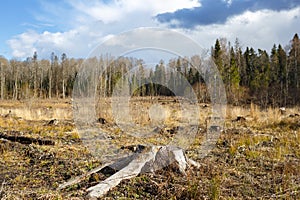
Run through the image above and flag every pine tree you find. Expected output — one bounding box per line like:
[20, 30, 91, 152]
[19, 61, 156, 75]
[229, 47, 240, 103]
[213, 39, 223, 72]
[277, 45, 287, 106]
[288, 33, 300, 104]
[258, 49, 270, 106]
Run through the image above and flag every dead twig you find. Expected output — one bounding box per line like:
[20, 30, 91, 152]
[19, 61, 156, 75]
[0, 180, 6, 198]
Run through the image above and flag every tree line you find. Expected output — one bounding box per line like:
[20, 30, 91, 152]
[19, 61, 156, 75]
[0, 33, 299, 106]
[213, 33, 300, 106]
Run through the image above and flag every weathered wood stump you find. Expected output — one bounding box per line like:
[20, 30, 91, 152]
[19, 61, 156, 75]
[58, 145, 199, 199]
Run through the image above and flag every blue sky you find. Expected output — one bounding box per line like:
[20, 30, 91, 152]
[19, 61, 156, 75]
[1, 0, 300, 59]
[0, 1, 35, 57]
[0, 0, 62, 57]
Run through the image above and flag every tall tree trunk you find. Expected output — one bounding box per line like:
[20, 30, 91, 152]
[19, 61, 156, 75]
[49, 66, 52, 99]
[14, 65, 18, 100]
[62, 79, 65, 99]
[0, 62, 4, 100]
[40, 67, 43, 98]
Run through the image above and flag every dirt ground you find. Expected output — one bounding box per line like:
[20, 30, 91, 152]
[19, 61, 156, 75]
[0, 97, 299, 199]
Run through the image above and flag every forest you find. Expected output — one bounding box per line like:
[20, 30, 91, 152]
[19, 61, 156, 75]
[0, 33, 299, 107]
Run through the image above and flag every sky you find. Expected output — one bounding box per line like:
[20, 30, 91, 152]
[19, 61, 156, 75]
[1, 0, 300, 60]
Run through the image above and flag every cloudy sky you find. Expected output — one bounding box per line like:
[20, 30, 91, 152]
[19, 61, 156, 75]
[1, 0, 300, 59]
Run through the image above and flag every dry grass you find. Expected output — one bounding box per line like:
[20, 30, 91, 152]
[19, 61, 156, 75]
[0, 97, 299, 199]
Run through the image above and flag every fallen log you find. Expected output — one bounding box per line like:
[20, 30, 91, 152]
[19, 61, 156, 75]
[0, 132, 55, 145]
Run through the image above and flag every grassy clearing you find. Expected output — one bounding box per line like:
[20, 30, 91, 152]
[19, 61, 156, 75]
[0, 98, 299, 199]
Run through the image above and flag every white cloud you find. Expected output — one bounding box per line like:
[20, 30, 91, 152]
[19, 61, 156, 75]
[6, 0, 300, 59]
[222, 0, 233, 6]
[7, 0, 200, 59]
[181, 7, 300, 52]
[67, 0, 200, 24]
[7, 26, 106, 58]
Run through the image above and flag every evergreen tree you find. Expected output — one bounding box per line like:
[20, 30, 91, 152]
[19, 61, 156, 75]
[277, 45, 287, 105]
[288, 33, 300, 104]
[213, 39, 223, 72]
[229, 47, 240, 102]
[257, 49, 270, 106]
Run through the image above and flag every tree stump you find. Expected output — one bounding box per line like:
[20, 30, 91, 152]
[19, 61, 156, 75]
[58, 145, 198, 199]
